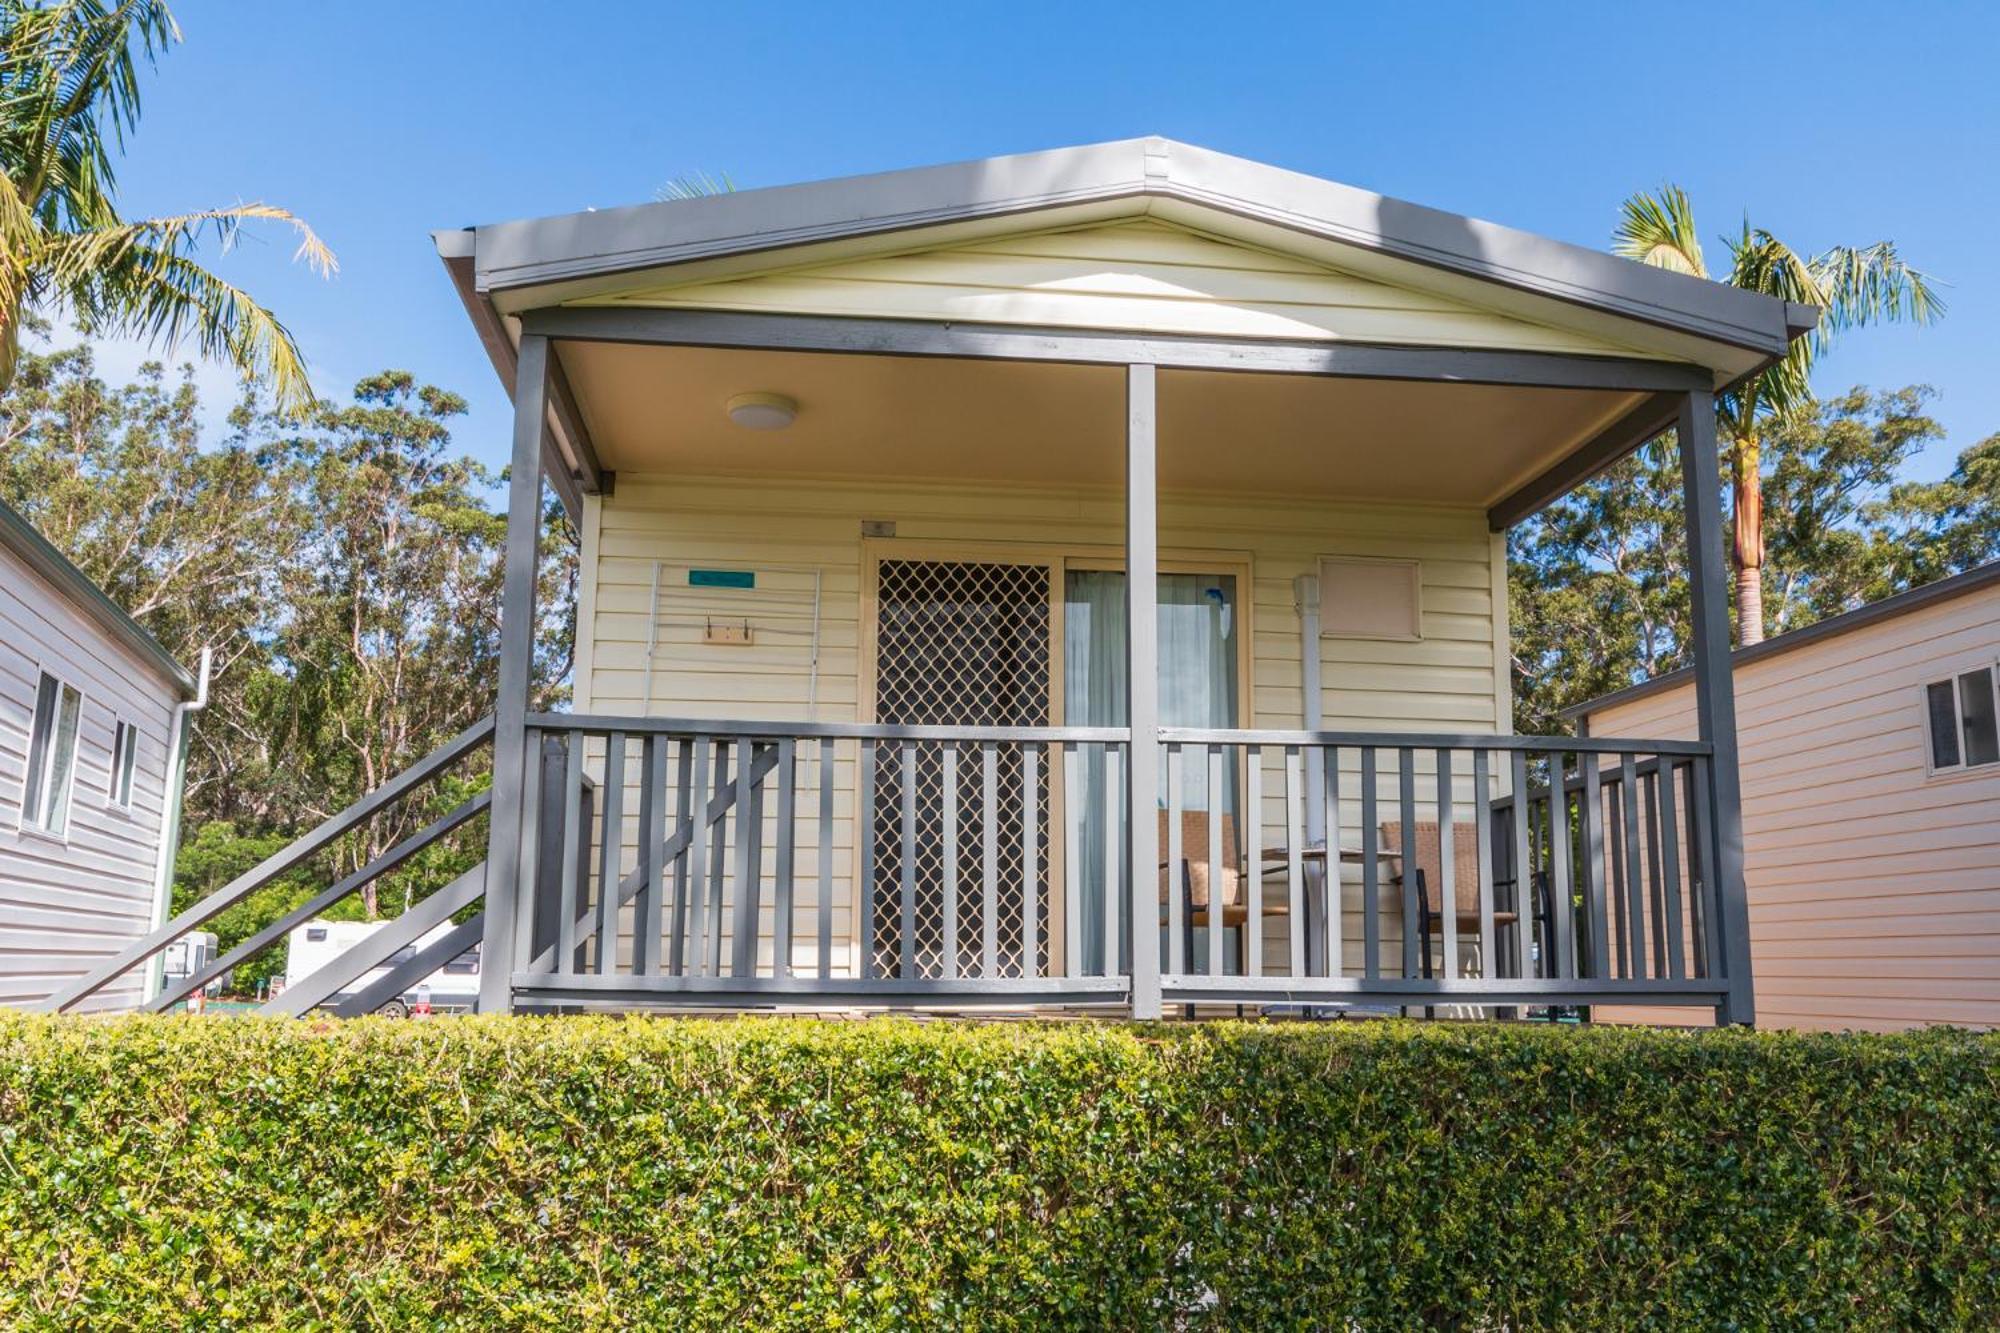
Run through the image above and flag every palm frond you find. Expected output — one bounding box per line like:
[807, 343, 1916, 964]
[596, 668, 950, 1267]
[656, 170, 735, 202]
[1613, 186, 1706, 278]
[43, 201, 338, 286]
[1809, 241, 1945, 338]
[65, 238, 318, 414]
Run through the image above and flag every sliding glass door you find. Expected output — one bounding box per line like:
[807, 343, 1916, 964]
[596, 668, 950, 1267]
[1063, 571, 1239, 972]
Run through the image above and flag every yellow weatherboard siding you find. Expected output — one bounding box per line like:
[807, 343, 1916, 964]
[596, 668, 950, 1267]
[578, 474, 1506, 981]
[577, 218, 1664, 359]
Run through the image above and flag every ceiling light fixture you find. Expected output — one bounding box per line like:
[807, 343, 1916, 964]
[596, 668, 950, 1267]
[726, 391, 798, 431]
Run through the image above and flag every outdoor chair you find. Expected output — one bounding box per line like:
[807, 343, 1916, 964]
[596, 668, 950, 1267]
[1380, 819, 1518, 982]
[1157, 809, 1289, 978]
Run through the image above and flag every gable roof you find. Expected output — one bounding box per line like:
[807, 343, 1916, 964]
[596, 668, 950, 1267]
[0, 494, 197, 699]
[435, 137, 1817, 512]
[449, 137, 1813, 361]
[1566, 561, 2000, 722]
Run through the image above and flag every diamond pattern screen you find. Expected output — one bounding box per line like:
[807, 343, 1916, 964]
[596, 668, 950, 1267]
[873, 559, 1051, 979]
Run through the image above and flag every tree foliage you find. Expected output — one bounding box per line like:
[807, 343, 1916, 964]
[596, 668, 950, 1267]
[0, 0, 332, 409]
[1611, 187, 1940, 643]
[0, 340, 573, 959]
[1509, 384, 1986, 733]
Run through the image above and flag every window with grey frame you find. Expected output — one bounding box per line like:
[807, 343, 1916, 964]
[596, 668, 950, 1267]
[1925, 665, 2000, 773]
[21, 670, 84, 835]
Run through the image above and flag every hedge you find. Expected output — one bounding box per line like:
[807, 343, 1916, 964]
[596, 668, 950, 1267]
[0, 1016, 1994, 1331]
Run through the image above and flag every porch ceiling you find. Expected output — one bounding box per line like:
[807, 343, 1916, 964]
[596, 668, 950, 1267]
[555, 339, 1645, 507]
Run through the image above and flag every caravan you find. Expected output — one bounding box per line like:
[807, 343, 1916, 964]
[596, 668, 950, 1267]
[282, 919, 481, 1017]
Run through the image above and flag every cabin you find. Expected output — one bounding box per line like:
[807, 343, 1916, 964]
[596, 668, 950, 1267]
[1, 495, 203, 1011]
[48, 139, 1818, 1024]
[1577, 564, 2000, 1032]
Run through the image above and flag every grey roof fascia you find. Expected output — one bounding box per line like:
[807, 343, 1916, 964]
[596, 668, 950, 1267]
[1564, 560, 2000, 722]
[0, 495, 196, 698]
[434, 234, 588, 514]
[461, 137, 1800, 360]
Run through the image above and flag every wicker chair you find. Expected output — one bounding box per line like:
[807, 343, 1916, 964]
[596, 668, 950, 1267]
[1380, 819, 1518, 979]
[1156, 810, 1289, 976]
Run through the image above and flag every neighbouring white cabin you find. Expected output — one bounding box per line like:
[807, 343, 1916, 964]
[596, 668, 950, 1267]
[0, 496, 199, 1012]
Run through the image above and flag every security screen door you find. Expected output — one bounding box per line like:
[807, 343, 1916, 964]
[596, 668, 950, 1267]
[871, 558, 1052, 979]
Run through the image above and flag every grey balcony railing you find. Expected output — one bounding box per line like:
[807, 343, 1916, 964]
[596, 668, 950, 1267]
[508, 715, 1736, 1018]
[510, 714, 1134, 1010]
[1156, 728, 1729, 1011]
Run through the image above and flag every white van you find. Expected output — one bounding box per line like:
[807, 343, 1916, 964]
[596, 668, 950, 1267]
[282, 918, 481, 1017]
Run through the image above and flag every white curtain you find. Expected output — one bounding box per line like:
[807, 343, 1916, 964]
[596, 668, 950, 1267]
[1064, 572, 1237, 972]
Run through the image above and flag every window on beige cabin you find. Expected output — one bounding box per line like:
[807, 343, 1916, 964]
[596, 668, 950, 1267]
[1926, 666, 2000, 773]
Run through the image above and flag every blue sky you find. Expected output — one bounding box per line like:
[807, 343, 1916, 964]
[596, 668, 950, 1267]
[73, 0, 2000, 482]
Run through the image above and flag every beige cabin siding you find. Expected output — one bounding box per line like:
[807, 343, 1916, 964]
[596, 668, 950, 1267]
[0, 543, 180, 1012]
[1587, 587, 2000, 1032]
[583, 219, 1663, 361]
[578, 473, 1505, 978]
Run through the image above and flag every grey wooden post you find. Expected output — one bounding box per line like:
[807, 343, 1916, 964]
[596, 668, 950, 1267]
[477, 333, 550, 1013]
[1126, 363, 1162, 1019]
[1677, 390, 1754, 1026]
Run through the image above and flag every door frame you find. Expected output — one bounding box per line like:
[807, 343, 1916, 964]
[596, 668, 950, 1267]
[857, 537, 1256, 974]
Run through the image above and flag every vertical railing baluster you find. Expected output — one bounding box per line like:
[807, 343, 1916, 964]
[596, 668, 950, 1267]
[595, 734, 626, 976]
[817, 738, 834, 981]
[668, 739, 692, 976]
[683, 739, 710, 977]
[1619, 752, 1646, 980]
[731, 738, 759, 979]
[857, 742, 876, 980]
[1021, 743, 1040, 981]
[1546, 750, 1574, 980]
[899, 743, 917, 981]
[1324, 744, 1343, 980]
[1508, 750, 1531, 981]
[1285, 746, 1305, 979]
[634, 735, 665, 976]
[1690, 758, 1721, 980]
[1064, 743, 1083, 980]
[1207, 745, 1225, 978]
[981, 744, 999, 978]
[515, 731, 544, 977]
[1643, 763, 1667, 979]
[557, 730, 583, 975]
[1167, 743, 1184, 977]
[1398, 747, 1419, 980]
[705, 741, 731, 977]
[774, 738, 797, 980]
[1607, 772, 1628, 978]
[1103, 744, 1122, 977]
[1580, 751, 1609, 980]
[1436, 748, 1457, 982]
[1245, 744, 1263, 980]
[1658, 758, 1687, 980]
[1361, 746, 1380, 980]
[940, 744, 959, 981]
[1474, 748, 1495, 987]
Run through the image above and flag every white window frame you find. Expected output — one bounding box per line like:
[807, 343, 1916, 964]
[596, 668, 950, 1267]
[109, 717, 138, 811]
[1922, 662, 2000, 778]
[20, 666, 86, 839]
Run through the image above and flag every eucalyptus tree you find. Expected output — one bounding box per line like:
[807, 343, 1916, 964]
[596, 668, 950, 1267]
[1613, 187, 1940, 642]
[0, 0, 332, 410]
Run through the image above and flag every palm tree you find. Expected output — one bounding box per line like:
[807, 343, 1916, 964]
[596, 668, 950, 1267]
[1614, 186, 1941, 643]
[0, 0, 333, 412]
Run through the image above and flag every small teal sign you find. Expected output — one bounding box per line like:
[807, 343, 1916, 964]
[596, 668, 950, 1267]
[689, 569, 755, 590]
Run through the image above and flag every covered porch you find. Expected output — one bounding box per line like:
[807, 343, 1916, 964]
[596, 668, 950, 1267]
[476, 304, 1753, 1023]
